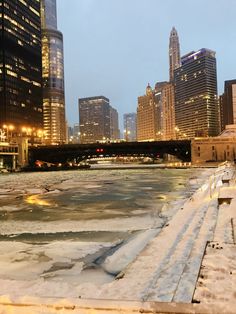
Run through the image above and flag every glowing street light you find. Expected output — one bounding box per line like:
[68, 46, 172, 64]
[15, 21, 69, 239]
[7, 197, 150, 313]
[0, 129, 6, 142]
[3, 124, 15, 140]
[124, 129, 130, 142]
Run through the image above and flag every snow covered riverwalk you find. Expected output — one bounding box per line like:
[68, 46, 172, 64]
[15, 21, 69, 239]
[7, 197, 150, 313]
[79, 163, 234, 303]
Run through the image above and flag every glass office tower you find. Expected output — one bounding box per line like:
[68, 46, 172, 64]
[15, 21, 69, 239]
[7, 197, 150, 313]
[174, 48, 219, 138]
[0, 0, 43, 131]
[41, 0, 66, 145]
[41, 0, 57, 30]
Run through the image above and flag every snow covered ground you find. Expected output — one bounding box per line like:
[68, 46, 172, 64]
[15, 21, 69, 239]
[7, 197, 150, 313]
[1, 164, 235, 309]
[0, 167, 205, 301]
[194, 167, 236, 305]
[194, 242, 236, 304]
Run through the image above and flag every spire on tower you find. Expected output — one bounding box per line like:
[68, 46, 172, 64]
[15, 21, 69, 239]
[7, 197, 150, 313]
[169, 26, 181, 82]
[146, 83, 152, 96]
[170, 27, 178, 37]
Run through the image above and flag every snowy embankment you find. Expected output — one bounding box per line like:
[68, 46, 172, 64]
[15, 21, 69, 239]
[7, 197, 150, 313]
[0, 165, 236, 313]
[194, 165, 236, 304]
[75, 163, 229, 302]
[0, 168, 199, 301]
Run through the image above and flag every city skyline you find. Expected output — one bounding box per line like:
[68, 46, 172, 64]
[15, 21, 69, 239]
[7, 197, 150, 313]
[57, 0, 236, 126]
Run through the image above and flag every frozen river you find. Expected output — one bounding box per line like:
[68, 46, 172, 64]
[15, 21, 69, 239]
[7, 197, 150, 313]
[0, 167, 209, 299]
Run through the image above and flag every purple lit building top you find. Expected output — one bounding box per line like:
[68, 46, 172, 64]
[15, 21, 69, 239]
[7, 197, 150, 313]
[181, 48, 216, 65]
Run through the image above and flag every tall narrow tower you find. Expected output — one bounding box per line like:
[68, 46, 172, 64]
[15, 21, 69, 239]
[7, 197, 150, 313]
[41, 0, 66, 145]
[169, 27, 181, 82]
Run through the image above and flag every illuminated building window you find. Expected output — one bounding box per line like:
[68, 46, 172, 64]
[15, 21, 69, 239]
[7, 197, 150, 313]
[0, 0, 43, 131]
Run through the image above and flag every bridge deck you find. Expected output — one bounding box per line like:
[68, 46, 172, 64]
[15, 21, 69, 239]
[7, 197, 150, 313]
[29, 140, 191, 163]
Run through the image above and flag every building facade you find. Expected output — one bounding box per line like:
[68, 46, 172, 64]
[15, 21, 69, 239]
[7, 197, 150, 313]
[123, 113, 137, 142]
[72, 123, 80, 144]
[41, 0, 66, 145]
[169, 27, 181, 82]
[137, 84, 160, 142]
[154, 82, 170, 140]
[174, 48, 219, 139]
[110, 107, 120, 141]
[162, 83, 176, 140]
[192, 125, 236, 164]
[79, 96, 111, 144]
[0, 0, 43, 131]
[220, 80, 236, 132]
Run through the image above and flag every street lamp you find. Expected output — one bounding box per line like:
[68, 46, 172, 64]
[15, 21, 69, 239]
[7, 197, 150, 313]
[3, 124, 15, 141]
[21, 126, 34, 146]
[0, 129, 6, 142]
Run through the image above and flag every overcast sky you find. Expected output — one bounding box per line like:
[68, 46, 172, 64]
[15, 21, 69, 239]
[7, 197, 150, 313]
[57, 0, 236, 128]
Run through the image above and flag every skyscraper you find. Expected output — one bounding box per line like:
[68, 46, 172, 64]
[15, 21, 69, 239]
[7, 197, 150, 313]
[123, 113, 137, 142]
[161, 83, 176, 140]
[169, 27, 181, 82]
[41, 0, 57, 29]
[220, 80, 236, 131]
[137, 84, 161, 141]
[0, 0, 43, 131]
[73, 123, 80, 144]
[154, 82, 169, 140]
[174, 49, 219, 138]
[41, 0, 66, 145]
[110, 107, 120, 141]
[79, 96, 111, 144]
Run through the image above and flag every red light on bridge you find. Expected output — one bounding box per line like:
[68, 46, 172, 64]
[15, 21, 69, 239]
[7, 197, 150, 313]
[96, 148, 104, 153]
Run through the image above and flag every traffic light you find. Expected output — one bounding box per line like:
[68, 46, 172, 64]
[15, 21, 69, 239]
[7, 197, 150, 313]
[96, 148, 104, 153]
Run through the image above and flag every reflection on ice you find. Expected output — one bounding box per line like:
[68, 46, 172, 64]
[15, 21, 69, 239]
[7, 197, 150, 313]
[26, 195, 52, 206]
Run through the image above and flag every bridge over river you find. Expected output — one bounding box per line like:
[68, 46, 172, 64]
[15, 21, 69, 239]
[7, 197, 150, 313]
[29, 140, 191, 164]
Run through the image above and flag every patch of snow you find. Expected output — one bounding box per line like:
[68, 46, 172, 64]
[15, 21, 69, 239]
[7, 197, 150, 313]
[194, 242, 236, 304]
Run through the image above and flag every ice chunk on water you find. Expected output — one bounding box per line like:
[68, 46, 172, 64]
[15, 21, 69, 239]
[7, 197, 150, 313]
[102, 229, 160, 275]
